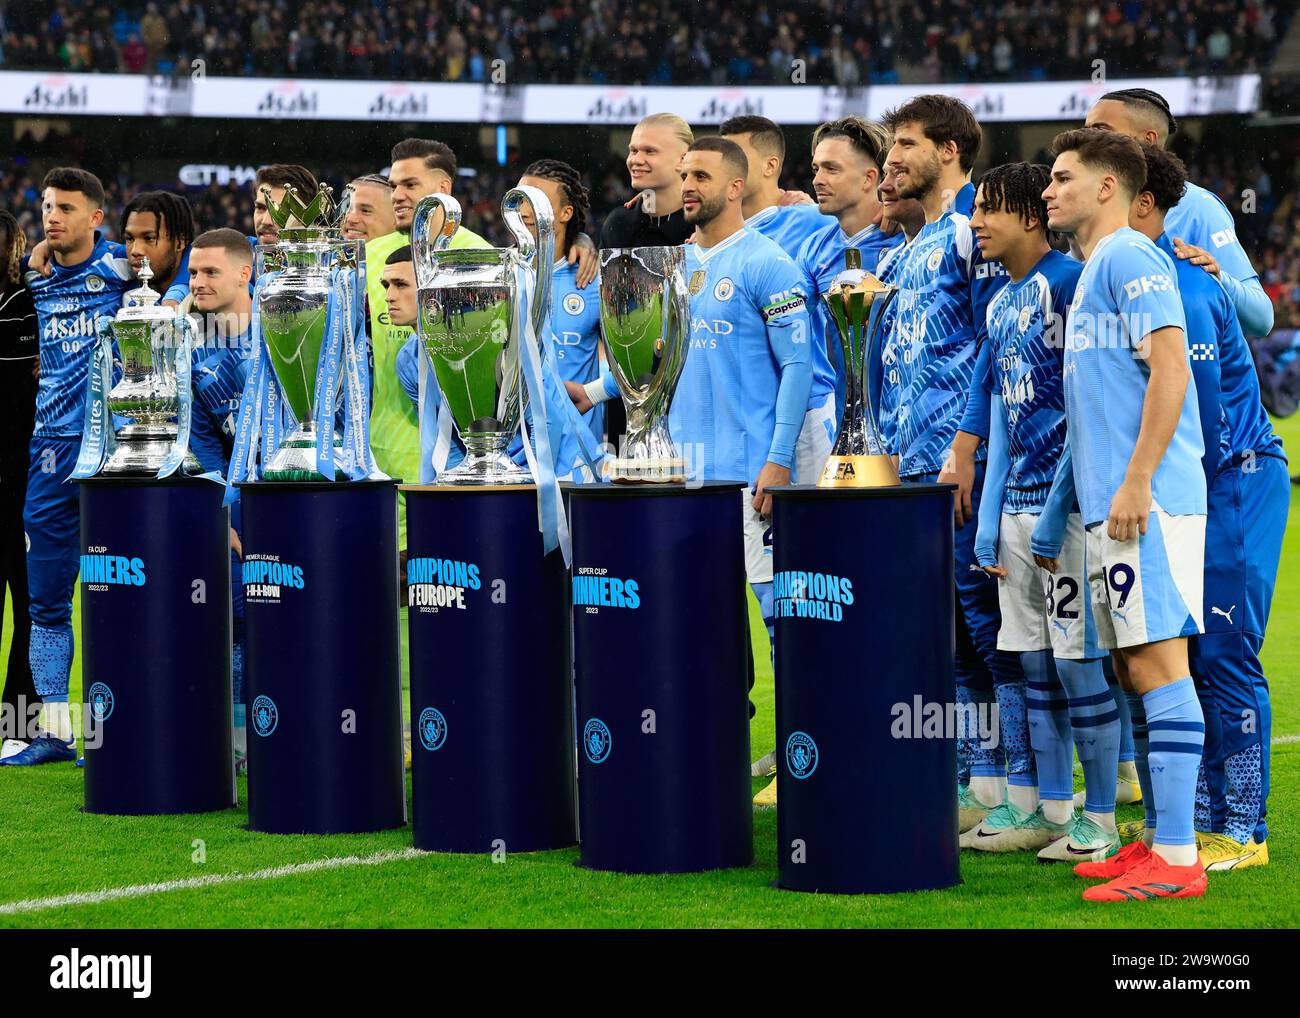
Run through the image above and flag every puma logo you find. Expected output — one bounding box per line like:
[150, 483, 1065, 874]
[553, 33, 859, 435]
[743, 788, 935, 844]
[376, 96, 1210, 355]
[1211, 604, 1236, 625]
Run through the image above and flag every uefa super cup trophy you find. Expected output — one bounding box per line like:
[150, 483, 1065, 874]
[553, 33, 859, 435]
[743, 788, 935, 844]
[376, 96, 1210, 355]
[72, 258, 200, 478]
[818, 249, 900, 487]
[596, 247, 691, 483]
[410, 186, 555, 484]
[226, 182, 378, 488]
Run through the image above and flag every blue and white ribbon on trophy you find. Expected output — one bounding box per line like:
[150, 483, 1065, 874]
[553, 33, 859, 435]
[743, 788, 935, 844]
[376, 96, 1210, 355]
[225, 273, 274, 505]
[155, 314, 198, 479]
[70, 317, 119, 479]
[335, 263, 383, 479]
[511, 261, 571, 562]
[225, 262, 383, 505]
[416, 348, 459, 482]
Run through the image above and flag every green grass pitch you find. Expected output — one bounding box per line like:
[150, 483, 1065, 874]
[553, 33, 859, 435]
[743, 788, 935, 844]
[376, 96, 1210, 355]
[1, 417, 1298, 929]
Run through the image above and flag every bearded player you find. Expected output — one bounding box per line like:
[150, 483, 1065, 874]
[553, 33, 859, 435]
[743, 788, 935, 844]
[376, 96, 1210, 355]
[881, 97, 1026, 828]
[796, 117, 903, 426]
[1041, 128, 1208, 902]
[4, 169, 132, 766]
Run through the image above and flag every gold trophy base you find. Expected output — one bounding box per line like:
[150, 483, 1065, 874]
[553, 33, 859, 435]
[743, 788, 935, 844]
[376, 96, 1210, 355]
[818, 454, 901, 488]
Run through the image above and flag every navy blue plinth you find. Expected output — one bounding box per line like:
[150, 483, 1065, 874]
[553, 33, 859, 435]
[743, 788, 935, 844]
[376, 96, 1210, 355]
[571, 481, 752, 874]
[404, 485, 576, 853]
[772, 484, 959, 894]
[239, 481, 404, 835]
[79, 477, 234, 815]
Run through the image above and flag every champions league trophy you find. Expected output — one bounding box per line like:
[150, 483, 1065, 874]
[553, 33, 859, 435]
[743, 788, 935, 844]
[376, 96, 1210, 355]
[72, 258, 200, 478]
[226, 183, 379, 486]
[818, 249, 900, 487]
[410, 186, 556, 484]
[596, 247, 691, 483]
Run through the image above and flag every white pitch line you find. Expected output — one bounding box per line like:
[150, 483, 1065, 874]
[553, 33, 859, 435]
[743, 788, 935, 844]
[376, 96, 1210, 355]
[0, 847, 426, 916]
[1274, 734, 1300, 746]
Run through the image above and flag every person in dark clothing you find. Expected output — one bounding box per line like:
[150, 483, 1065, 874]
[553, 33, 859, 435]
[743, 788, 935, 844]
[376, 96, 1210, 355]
[598, 112, 696, 248]
[0, 210, 39, 758]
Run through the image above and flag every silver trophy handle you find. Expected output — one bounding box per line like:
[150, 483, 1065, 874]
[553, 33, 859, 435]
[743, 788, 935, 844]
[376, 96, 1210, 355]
[502, 185, 555, 341]
[411, 193, 462, 289]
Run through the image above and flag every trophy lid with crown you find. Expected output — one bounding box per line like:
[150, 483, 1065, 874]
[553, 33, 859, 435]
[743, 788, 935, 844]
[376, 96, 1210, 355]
[261, 182, 341, 244]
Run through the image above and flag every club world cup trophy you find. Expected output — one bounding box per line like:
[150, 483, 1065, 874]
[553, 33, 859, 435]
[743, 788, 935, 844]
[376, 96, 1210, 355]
[596, 247, 691, 483]
[410, 186, 555, 484]
[818, 249, 901, 487]
[226, 183, 380, 487]
[71, 258, 200, 478]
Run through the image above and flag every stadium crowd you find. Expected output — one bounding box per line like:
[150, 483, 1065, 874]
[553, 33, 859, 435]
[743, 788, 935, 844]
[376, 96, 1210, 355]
[0, 0, 1290, 84]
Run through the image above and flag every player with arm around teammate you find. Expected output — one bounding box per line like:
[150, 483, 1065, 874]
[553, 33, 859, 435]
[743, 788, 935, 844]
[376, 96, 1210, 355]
[1040, 128, 1209, 902]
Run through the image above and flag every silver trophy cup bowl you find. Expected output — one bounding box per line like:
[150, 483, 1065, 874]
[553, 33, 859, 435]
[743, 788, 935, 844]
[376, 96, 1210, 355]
[411, 186, 555, 484]
[597, 246, 691, 483]
[102, 260, 198, 475]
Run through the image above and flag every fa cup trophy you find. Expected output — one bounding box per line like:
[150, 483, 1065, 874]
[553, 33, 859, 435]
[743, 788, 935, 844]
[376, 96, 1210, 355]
[226, 183, 379, 487]
[410, 186, 555, 484]
[72, 258, 200, 478]
[596, 247, 691, 482]
[818, 249, 900, 487]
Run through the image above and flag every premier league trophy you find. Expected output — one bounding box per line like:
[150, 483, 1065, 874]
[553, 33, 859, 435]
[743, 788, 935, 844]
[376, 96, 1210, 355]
[818, 249, 900, 487]
[72, 258, 200, 478]
[596, 247, 691, 482]
[226, 183, 378, 486]
[410, 186, 555, 484]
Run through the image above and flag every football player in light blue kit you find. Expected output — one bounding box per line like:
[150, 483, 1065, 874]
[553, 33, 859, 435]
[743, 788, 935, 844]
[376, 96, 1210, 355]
[1126, 144, 1287, 872]
[794, 117, 904, 421]
[1040, 128, 1208, 902]
[720, 116, 838, 479]
[966, 163, 1124, 862]
[1088, 91, 1286, 869]
[5, 168, 132, 766]
[881, 96, 1025, 826]
[186, 229, 257, 774]
[1084, 89, 1273, 339]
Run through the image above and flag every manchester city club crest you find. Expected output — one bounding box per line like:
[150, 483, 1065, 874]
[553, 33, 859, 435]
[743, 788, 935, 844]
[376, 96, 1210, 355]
[87, 681, 114, 723]
[418, 706, 447, 751]
[688, 268, 707, 296]
[926, 248, 943, 273]
[85, 274, 105, 292]
[252, 694, 279, 737]
[1018, 305, 1033, 332]
[713, 277, 734, 301]
[563, 292, 585, 315]
[786, 730, 819, 779]
[583, 718, 612, 764]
